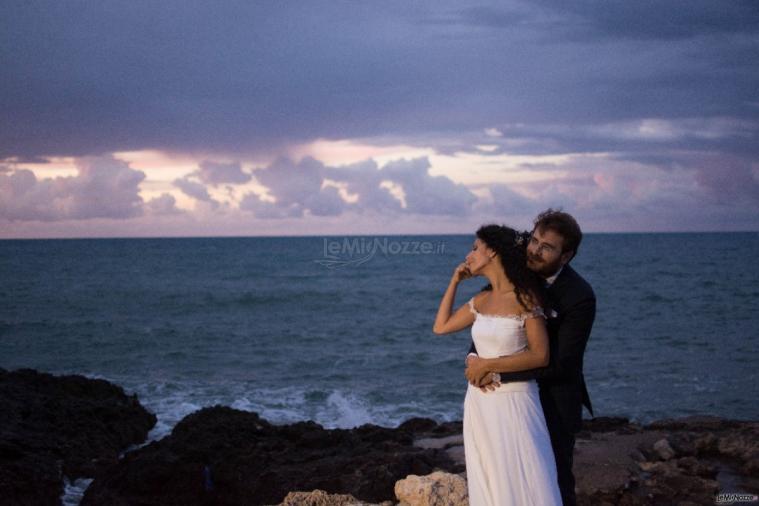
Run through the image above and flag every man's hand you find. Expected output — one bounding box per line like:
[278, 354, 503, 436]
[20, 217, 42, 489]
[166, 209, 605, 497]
[477, 372, 501, 392]
[466, 354, 500, 391]
[465, 356, 491, 385]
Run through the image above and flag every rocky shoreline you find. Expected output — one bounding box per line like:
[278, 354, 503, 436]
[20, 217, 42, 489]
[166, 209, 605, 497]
[0, 368, 156, 505]
[2, 368, 757, 505]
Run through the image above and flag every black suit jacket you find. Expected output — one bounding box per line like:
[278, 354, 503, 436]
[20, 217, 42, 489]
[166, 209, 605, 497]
[469, 264, 595, 434]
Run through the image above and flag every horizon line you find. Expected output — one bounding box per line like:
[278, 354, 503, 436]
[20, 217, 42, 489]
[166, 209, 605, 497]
[1, 230, 757, 241]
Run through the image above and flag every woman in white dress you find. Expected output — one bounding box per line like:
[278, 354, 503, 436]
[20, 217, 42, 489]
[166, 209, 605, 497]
[433, 225, 562, 506]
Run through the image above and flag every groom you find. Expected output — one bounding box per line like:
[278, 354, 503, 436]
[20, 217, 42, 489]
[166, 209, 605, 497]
[466, 209, 595, 506]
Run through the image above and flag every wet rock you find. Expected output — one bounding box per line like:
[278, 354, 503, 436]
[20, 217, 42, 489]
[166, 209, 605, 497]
[653, 438, 676, 460]
[82, 406, 458, 505]
[394, 471, 468, 506]
[0, 368, 155, 506]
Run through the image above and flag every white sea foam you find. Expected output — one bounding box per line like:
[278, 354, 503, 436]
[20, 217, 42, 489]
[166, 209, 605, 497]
[128, 380, 457, 434]
[61, 477, 92, 506]
[317, 390, 375, 428]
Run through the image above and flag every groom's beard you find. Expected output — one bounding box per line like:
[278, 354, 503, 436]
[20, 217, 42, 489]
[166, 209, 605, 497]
[527, 254, 561, 278]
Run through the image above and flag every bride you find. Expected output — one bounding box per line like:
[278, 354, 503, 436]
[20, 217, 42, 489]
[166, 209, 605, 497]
[433, 224, 562, 506]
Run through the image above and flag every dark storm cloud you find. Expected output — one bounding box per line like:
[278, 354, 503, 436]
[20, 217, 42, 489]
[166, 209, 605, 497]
[1, 0, 757, 159]
[544, 0, 759, 41]
[442, 1, 759, 40]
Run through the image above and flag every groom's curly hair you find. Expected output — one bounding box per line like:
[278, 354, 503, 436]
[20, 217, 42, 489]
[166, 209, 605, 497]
[476, 224, 546, 310]
[534, 208, 583, 261]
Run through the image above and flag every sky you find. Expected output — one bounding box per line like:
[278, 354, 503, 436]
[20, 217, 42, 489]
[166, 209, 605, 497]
[1, 0, 758, 238]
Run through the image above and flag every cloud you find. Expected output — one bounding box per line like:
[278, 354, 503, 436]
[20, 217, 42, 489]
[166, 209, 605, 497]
[443, 2, 759, 41]
[486, 183, 539, 215]
[239, 156, 479, 219]
[1, 149, 756, 234]
[0, 0, 756, 233]
[379, 158, 478, 215]
[146, 193, 182, 216]
[238, 193, 303, 219]
[240, 157, 347, 218]
[194, 161, 251, 186]
[322, 159, 404, 213]
[693, 156, 759, 205]
[544, 1, 759, 41]
[0, 156, 145, 221]
[173, 176, 219, 207]
[2, 0, 756, 162]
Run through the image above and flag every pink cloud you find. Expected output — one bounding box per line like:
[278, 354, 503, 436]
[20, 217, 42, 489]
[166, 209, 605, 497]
[0, 156, 145, 221]
[239, 156, 479, 219]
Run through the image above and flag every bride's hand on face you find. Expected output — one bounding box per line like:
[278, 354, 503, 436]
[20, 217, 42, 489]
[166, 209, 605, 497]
[452, 262, 472, 284]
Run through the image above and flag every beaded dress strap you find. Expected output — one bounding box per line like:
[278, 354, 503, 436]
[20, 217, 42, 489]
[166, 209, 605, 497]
[468, 298, 546, 322]
[467, 297, 477, 315]
[525, 306, 546, 320]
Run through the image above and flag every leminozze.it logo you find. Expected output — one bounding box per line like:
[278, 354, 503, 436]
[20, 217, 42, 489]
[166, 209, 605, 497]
[715, 492, 759, 505]
[315, 237, 446, 268]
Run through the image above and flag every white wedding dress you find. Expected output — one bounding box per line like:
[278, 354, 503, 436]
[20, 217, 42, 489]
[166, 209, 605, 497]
[464, 297, 562, 506]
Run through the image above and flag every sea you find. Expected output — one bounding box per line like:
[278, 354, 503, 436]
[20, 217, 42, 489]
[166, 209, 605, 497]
[2, 233, 758, 438]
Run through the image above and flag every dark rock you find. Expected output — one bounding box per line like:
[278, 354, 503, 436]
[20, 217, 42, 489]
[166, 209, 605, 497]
[653, 438, 676, 460]
[0, 368, 156, 506]
[576, 416, 759, 505]
[397, 417, 437, 433]
[694, 433, 719, 454]
[432, 420, 463, 436]
[666, 432, 697, 457]
[628, 449, 647, 463]
[674, 456, 717, 479]
[645, 415, 741, 432]
[578, 416, 643, 439]
[582, 416, 631, 432]
[82, 406, 458, 506]
[747, 456, 759, 477]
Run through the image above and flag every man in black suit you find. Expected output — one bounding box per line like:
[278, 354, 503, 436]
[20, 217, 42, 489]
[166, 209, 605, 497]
[466, 209, 595, 506]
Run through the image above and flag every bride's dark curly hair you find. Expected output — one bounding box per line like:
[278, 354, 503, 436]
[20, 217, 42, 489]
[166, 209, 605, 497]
[476, 224, 546, 310]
